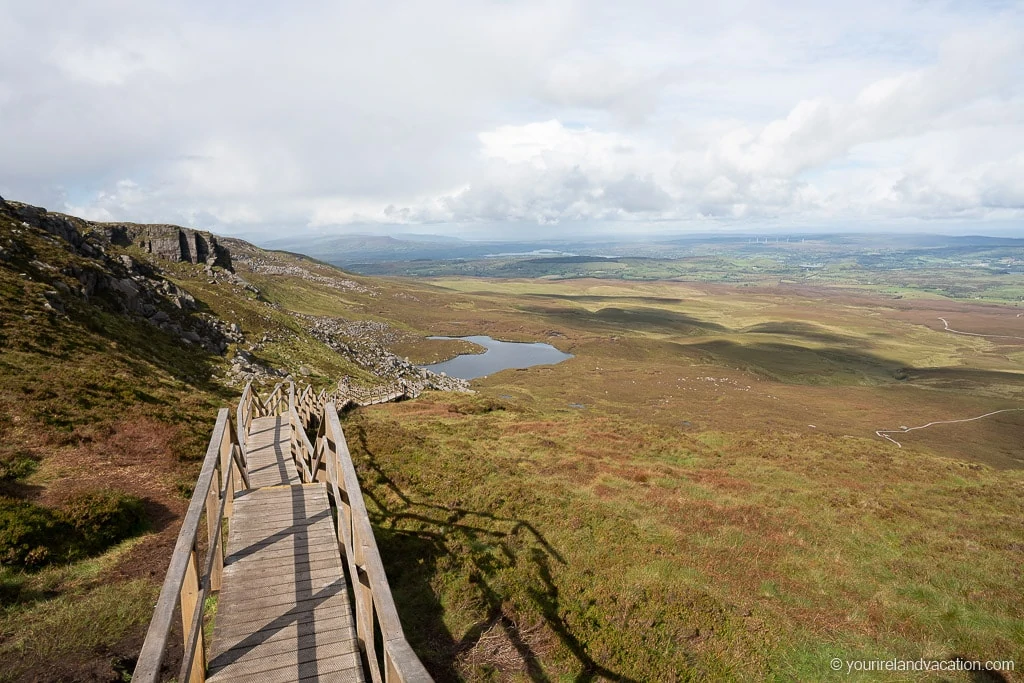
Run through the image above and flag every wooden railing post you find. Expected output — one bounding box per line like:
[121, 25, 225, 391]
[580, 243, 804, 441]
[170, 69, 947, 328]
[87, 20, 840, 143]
[179, 545, 206, 683]
[135, 409, 236, 683]
[219, 416, 235, 516]
[317, 402, 432, 683]
[204, 470, 224, 593]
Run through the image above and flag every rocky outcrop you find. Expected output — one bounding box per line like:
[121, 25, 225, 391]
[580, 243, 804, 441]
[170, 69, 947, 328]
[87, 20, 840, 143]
[4, 202, 233, 271]
[225, 347, 287, 384]
[3, 198, 471, 396]
[233, 253, 374, 295]
[105, 224, 233, 270]
[299, 313, 471, 392]
[1, 200, 234, 354]
[5, 201, 92, 252]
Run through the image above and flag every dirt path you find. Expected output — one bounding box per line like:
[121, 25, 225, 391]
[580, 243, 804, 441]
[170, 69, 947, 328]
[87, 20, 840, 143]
[938, 317, 1024, 341]
[875, 408, 1024, 448]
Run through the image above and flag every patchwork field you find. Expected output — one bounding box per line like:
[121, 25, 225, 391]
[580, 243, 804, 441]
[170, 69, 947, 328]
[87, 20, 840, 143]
[334, 275, 1024, 680]
[2, 200, 1020, 681]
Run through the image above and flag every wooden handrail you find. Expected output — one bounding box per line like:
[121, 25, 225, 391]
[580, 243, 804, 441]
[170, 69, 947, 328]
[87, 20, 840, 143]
[236, 382, 255, 462]
[330, 378, 416, 410]
[139, 382, 428, 682]
[285, 383, 430, 680]
[264, 382, 285, 416]
[287, 382, 316, 483]
[135, 409, 244, 683]
[322, 403, 432, 682]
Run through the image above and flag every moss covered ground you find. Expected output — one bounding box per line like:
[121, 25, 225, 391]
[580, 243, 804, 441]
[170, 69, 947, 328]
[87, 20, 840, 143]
[1, 204, 1021, 680]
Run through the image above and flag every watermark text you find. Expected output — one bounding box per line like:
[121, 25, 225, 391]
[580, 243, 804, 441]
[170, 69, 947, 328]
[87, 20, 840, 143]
[830, 657, 1014, 675]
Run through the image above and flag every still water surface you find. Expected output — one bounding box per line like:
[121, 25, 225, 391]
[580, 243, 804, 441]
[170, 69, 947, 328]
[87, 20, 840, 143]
[420, 335, 573, 380]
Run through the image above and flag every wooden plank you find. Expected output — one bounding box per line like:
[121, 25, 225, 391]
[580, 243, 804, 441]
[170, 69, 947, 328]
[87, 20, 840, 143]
[217, 575, 349, 604]
[228, 509, 332, 531]
[225, 541, 341, 565]
[222, 553, 347, 577]
[229, 521, 335, 542]
[209, 627, 358, 670]
[226, 534, 338, 556]
[234, 490, 324, 501]
[230, 506, 329, 521]
[228, 515, 333, 534]
[229, 518, 335, 540]
[208, 652, 365, 683]
[216, 591, 349, 618]
[235, 484, 326, 498]
[212, 604, 355, 641]
[233, 489, 327, 502]
[221, 559, 342, 583]
[244, 416, 300, 487]
[224, 535, 340, 559]
[208, 472, 363, 683]
[223, 548, 342, 572]
[229, 506, 332, 525]
[210, 616, 355, 656]
[230, 516, 331, 540]
[216, 584, 351, 617]
[228, 512, 333, 535]
[212, 567, 341, 594]
[230, 496, 329, 512]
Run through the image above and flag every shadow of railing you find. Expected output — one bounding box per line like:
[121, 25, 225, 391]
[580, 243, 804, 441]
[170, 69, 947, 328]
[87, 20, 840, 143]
[349, 424, 639, 683]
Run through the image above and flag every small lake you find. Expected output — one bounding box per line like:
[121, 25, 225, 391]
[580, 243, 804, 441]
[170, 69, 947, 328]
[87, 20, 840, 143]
[420, 335, 573, 380]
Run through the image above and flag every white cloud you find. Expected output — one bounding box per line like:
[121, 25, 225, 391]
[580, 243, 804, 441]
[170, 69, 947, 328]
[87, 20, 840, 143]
[1, 0, 1022, 236]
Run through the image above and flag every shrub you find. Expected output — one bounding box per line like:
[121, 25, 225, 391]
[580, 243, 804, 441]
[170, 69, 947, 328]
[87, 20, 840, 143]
[59, 490, 147, 557]
[0, 497, 60, 568]
[447, 397, 507, 415]
[0, 490, 147, 570]
[0, 450, 39, 481]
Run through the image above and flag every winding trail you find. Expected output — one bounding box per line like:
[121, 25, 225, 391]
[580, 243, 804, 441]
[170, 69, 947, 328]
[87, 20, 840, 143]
[875, 408, 1024, 448]
[937, 317, 1024, 341]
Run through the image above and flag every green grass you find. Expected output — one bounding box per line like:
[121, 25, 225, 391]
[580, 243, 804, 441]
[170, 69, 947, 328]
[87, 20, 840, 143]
[3, 201, 1022, 681]
[0, 536, 155, 682]
[349, 251, 1024, 303]
[318, 272, 1024, 680]
[347, 394, 1023, 680]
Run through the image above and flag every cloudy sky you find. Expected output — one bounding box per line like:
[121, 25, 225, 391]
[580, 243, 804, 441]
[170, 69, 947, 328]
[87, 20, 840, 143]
[1, 0, 1022, 239]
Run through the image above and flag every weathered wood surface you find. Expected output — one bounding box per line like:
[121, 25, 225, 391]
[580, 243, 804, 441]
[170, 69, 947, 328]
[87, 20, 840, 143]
[246, 416, 301, 488]
[137, 381, 430, 683]
[208, 481, 364, 682]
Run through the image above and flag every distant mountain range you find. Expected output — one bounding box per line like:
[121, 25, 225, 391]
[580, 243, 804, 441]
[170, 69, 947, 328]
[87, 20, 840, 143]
[259, 233, 587, 264]
[258, 231, 1024, 268]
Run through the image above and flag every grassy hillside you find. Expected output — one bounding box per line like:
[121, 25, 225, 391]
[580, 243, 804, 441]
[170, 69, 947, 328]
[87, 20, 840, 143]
[337, 278, 1024, 680]
[0, 201, 449, 680]
[0, 203, 228, 680]
[1, 198, 1021, 680]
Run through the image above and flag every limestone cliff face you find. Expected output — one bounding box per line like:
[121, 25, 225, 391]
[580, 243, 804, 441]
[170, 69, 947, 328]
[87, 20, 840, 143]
[105, 224, 233, 270]
[0, 198, 238, 354]
[2, 199, 233, 271]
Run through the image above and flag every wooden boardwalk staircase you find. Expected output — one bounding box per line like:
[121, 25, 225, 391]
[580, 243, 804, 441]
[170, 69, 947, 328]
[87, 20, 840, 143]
[134, 382, 432, 683]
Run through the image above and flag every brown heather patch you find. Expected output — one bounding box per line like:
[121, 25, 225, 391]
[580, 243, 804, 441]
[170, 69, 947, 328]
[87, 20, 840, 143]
[2, 233, 1017, 680]
[688, 468, 755, 493]
[29, 414, 189, 585]
[534, 457, 598, 485]
[36, 415, 184, 507]
[455, 611, 557, 680]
